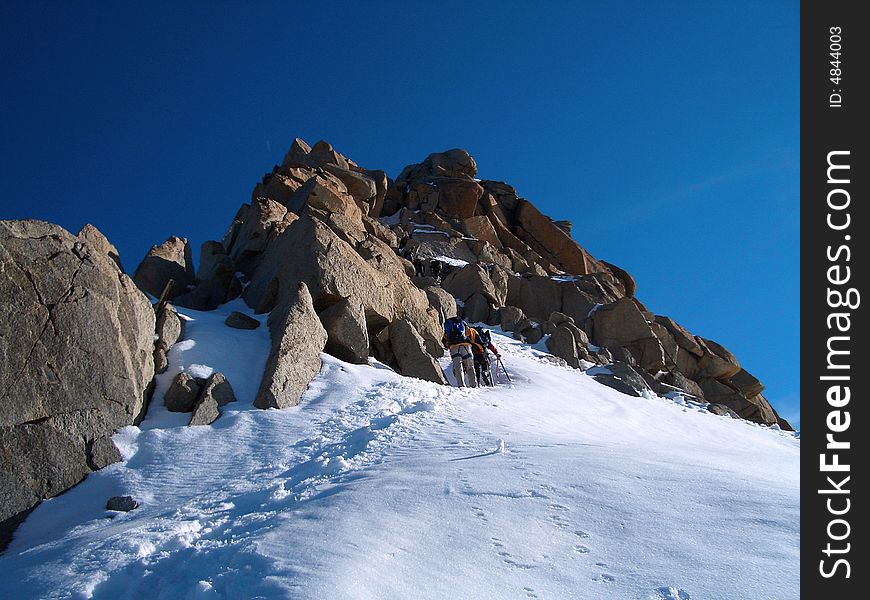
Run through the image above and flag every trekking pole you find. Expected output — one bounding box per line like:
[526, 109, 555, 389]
[497, 357, 511, 383]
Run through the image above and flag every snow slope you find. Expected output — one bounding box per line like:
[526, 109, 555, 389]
[0, 300, 799, 599]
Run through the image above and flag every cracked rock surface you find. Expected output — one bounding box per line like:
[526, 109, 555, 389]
[0, 220, 155, 550]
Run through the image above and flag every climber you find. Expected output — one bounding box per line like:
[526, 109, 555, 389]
[429, 259, 443, 282]
[413, 257, 426, 277]
[442, 316, 478, 387]
[470, 326, 500, 386]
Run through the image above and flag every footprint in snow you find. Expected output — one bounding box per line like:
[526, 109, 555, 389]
[573, 545, 591, 554]
[654, 587, 692, 600]
[593, 573, 616, 583]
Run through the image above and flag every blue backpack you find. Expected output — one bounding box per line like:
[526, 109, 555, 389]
[445, 318, 469, 345]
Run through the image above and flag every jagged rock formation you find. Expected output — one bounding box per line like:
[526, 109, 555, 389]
[130, 137, 788, 432]
[0, 138, 792, 550]
[0, 221, 156, 549]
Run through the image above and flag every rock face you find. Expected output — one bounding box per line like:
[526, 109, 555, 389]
[0, 220, 155, 550]
[132, 236, 195, 299]
[255, 283, 328, 409]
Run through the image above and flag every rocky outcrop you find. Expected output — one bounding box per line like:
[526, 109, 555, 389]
[388, 319, 448, 384]
[0, 220, 155, 550]
[255, 283, 328, 409]
[132, 236, 195, 299]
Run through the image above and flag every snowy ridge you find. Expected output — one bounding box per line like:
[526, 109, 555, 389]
[0, 301, 799, 600]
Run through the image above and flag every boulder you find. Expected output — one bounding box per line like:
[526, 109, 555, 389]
[431, 178, 484, 219]
[0, 220, 155, 549]
[319, 297, 369, 364]
[397, 149, 478, 183]
[654, 316, 704, 357]
[424, 286, 457, 322]
[225, 311, 261, 330]
[189, 373, 235, 427]
[254, 283, 328, 409]
[324, 164, 377, 202]
[132, 236, 195, 299]
[441, 264, 499, 304]
[589, 363, 652, 398]
[388, 319, 448, 384]
[200, 372, 236, 406]
[154, 303, 184, 374]
[590, 298, 665, 373]
[513, 320, 543, 344]
[726, 369, 765, 399]
[487, 265, 511, 307]
[561, 285, 600, 324]
[285, 173, 362, 223]
[695, 338, 741, 380]
[546, 326, 581, 368]
[499, 306, 526, 332]
[506, 275, 563, 321]
[660, 371, 706, 399]
[164, 372, 203, 412]
[463, 293, 491, 324]
[189, 396, 220, 426]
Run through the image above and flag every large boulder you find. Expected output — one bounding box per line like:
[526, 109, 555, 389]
[254, 283, 328, 409]
[318, 297, 369, 364]
[441, 264, 499, 304]
[388, 320, 448, 384]
[590, 298, 665, 373]
[463, 293, 491, 324]
[0, 220, 155, 550]
[132, 236, 195, 299]
[506, 275, 563, 321]
[424, 286, 457, 322]
[546, 326, 581, 368]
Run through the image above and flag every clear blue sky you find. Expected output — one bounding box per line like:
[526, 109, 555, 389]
[1, 2, 799, 425]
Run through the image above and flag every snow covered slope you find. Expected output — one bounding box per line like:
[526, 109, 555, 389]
[0, 301, 799, 600]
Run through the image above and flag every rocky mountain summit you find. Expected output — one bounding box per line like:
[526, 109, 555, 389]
[0, 138, 790, 550]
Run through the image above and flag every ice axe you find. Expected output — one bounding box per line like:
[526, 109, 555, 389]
[497, 357, 511, 383]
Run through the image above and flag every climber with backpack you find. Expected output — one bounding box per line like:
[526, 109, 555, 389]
[441, 316, 478, 387]
[470, 326, 500, 386]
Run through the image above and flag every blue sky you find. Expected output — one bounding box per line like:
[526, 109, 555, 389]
[1, 1, 799, 425]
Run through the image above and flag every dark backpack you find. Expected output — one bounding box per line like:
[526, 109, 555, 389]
[474, 327, 491, 347]
[444, 318, 469, 345]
